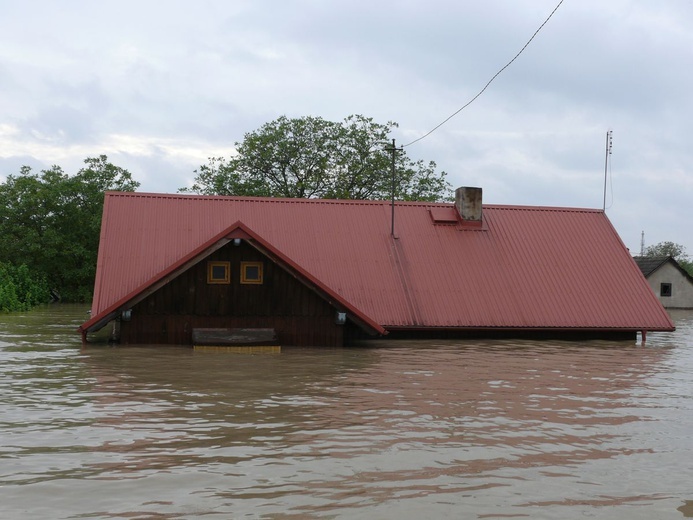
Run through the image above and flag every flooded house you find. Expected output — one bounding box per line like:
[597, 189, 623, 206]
[79, 188, 674, 346]
[633, 256, 693, 309]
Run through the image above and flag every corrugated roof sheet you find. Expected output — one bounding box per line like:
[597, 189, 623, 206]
[83, 192, 675, 333]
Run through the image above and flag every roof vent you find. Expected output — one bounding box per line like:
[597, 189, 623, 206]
[455, 187, 483, 221]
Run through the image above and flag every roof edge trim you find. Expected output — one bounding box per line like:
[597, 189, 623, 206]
[236, 223, 386, 336]
[80, 220, 386, 337]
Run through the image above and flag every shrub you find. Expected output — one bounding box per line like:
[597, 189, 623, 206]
[0, 262, 50, 312]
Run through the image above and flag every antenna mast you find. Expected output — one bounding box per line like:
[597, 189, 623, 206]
[603, 130, 613, 211]
[640, 230, 645, 256]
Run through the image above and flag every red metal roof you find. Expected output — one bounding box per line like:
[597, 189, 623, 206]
[81, 191, 675, 334]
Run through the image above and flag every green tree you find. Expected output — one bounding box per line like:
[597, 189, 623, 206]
[181, 115, 452, 201]
[0, 155, 139, 303]
[644, 241, 693, 276]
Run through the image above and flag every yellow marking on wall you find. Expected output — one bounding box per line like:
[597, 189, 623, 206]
[193, 345, 281, 354]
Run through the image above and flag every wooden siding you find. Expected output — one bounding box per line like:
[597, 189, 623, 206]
[119, 241, 347, 346]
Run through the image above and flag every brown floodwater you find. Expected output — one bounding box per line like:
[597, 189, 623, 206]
[1, 305, 693, 519]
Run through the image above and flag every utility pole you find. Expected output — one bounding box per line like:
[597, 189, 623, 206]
[384, 139, 404, 237]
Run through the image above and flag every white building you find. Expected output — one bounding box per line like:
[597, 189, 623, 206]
[633, 256, 693, 309]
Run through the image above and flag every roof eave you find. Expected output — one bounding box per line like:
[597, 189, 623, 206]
[79, 220, 386, 337]
[384, 325, 676, 333]
[79, 227, 237, 334]
[234, 223, 386, 336]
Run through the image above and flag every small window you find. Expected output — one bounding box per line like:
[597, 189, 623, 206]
[660, 283, 672, 297]
[207, 261, 230, 284]
[241, 262, 263, 284]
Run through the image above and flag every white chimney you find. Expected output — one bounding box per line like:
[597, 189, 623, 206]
[455, 187, 483, 221]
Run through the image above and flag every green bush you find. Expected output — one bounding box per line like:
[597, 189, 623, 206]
[0, 262, 50, 312]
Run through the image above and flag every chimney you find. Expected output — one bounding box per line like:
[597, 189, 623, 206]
[455, 187, 483, 221]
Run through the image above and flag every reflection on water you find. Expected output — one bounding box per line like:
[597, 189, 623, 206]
[1, 305, 692, 519]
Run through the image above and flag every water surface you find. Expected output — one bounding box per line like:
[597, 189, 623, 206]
[1, 305, 693, 519]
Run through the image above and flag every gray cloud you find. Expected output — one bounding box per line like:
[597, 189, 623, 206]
[0, 0, 691, 255]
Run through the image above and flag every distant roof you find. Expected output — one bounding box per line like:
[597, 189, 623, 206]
[633, 255, 693, 283]
[81, 192, 675, 334]
[633, 256, 671, 277]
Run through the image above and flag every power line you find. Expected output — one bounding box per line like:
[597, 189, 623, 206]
[403, 0, 566, 148]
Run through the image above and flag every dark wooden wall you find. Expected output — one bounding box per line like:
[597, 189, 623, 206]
[119, 241, 347, 346]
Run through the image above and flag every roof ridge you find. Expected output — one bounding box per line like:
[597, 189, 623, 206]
[106, 192, 603, 213]
[106, 191, 447, 207]
[485, 204, 603, 213]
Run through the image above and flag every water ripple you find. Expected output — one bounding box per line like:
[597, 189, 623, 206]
[0, 306, 692, 518]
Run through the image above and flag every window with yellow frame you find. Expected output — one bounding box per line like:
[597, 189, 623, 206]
[207, 261, 230, 284]
[240, 261, 263, 284]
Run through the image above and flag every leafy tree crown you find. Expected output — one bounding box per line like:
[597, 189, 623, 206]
[181, 115, 452, 202]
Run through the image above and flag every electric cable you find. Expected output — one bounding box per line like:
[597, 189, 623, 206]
[403, 0, 566, 148]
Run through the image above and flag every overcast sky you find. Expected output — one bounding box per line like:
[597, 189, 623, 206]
[1, 0, 691, 256]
